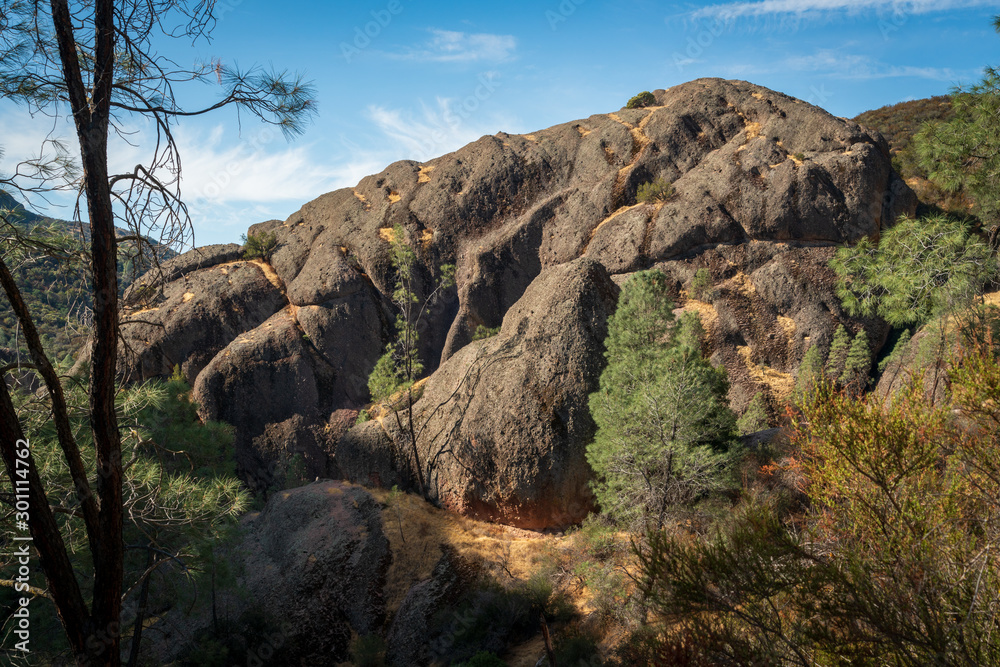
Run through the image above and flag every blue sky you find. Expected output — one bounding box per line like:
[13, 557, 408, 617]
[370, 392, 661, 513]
[2, 0, 999, 246]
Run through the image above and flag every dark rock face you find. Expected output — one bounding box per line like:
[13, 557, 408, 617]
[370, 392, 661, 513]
[237, 481, 390, 664]
[119, 78, 916, 526]
[385, 548, 474, 667]
[142, 481, 390, 665]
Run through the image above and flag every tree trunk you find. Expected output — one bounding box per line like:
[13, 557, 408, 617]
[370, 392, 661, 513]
[49, 0, 124, 663]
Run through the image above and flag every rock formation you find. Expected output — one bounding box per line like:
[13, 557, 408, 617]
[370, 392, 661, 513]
[119, 78, 916, 528]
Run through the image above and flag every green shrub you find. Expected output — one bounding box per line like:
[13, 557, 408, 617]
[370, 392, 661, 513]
[241, 230, 278, 260]
[472, 324, 501, 341]
[626, 91, 656, 109]
[458, 651, 506, 667]
[792, 152, 805, 161]
[351, 633, 386, 667]
[636, 178, 674, 204]
[689, 268, 714, 301]
[737, 392, 770, 435]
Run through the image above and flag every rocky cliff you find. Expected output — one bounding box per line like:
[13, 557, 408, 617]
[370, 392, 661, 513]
[119, 78, 915, 528]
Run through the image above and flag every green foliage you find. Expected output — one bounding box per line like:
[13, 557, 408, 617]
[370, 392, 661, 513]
[877, 328, 911, 374]
[241, 230, 278, 260]
[369, 224, 456, 403]
[637, 342, 1000, 664]
[824, 324, 850, 379]
[0, 193, 177, 359]
[355, 408, 371, 424]
[636, 178, 674, 204]
[626, 91, 656, 109]
[457, 651, 506, 667]
[736, 392, 770, 435]
[832, 214, 997, 327]
[1, 374, 249, 659]
[471, 324, 501, 341]
[915, 50, 1000, 226]
[351, 633, 387, 667]
[368, 347, 410, 403]
[795, 344, 825, 399]
[839, 329, 871, 390]
[588, 270, 737, 532]
[792, 152, 805, 162]
[854, 95, 954, 183]
[688, 267, 714, 301]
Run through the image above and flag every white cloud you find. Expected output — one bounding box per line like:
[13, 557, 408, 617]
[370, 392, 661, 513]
[691, 0, 996, 21]
[782, 50, 973, 80]
[395, 29, 518, 62]
[367, 91, 515, 163]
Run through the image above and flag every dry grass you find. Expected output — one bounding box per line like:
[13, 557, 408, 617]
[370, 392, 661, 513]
[738, 345, 795, 401]
[418, 165, 435, 183]
[370, 488, 567, 615]
[248, 259, 285, 291]
[680, 298, 720, 338]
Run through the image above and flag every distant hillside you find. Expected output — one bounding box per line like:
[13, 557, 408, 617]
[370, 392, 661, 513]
[854, 96, 973, 216]
[0, 190, 176, 362]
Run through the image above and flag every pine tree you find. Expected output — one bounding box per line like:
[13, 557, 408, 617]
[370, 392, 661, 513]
[367, 223, 454, 499]
[826, 325, 850, 380]
[840, 330, 872, 392]
[588, 270, 737, 532]
[796, 344, 825, 399]
[737, 392, 770, 435]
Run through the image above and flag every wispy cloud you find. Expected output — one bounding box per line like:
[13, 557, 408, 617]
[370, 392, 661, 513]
[366, 94, 513, 162]
[691, 0, 996, 20]
[394, 29, 518, 62]
[782, 50, 974, 80]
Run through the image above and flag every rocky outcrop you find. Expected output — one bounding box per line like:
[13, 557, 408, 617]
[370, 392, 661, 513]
[338, 257, 618, 529]
[236, 481, 390, 664]
[143, 481, 390, 665]
[118, 78, 916, 526]
[385, 548, 475, 667]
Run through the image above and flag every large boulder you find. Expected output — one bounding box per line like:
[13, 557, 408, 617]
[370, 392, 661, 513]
[142, 481, 391, 665]
[115, 78, 916, 526]
[338, 257, 618, 529]
[237, 481, 390, 664]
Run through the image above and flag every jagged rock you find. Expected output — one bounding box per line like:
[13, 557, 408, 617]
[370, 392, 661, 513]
[119, 256, 286, 383]
[117, 78, 916, 527]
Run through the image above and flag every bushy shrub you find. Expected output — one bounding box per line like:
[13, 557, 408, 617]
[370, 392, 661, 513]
[636, 178, 674, 204]
[688, 267, 714, 301]
[736, 392, 770, 435]
[626, 91, 656, 109]
[241, 230, 278, 260]
[472, 324, 501, 341]
[427, 573, 572, 665]
[351, 634, 387, 667]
